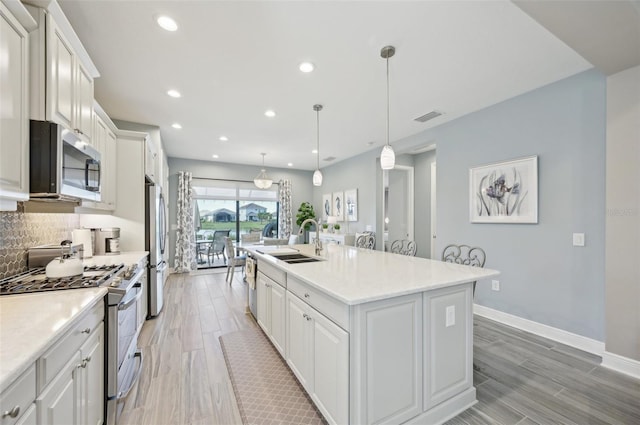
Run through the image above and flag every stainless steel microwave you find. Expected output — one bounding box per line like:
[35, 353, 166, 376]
[29, 120, 101, 202]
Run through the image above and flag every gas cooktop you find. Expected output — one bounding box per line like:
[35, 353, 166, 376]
[0, 264, 125, 295]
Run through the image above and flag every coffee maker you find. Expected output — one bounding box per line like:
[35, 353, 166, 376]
[93, 228, 121, 255]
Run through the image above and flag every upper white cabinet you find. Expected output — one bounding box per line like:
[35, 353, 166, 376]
[26, 3, 99, 144]
[0, 1, 35, 210]
[144, 138, 158, 183]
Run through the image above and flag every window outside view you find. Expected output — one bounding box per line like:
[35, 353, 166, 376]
[193, 181, 278, 268]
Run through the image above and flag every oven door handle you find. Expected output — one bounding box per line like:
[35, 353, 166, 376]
[117, 350, 143, 400]
[118, 284, 143, 311]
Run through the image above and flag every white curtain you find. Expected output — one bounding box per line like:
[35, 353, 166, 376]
[174, 171, 196, 272]
[278, 179, 292, 238]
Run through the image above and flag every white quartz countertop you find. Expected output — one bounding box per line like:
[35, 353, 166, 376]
[247, 244, 499, 305]
[83, 251, 148, 267]
[0, 288, 107, 393]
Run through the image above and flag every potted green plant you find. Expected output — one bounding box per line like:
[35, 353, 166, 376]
[333, 223, 341, 234]
[296, 202, 317, 242]
[322, 223, 329, 233]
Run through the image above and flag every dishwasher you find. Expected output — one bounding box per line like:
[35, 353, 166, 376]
[246, 256, 258, 318]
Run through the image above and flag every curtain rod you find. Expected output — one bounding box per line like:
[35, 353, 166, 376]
[192, 176, 280, 185]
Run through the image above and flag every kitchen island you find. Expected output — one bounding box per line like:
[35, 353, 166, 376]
[245, 243, 499, 425]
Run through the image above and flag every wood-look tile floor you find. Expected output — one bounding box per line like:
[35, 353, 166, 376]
[120, 271, 640, 425]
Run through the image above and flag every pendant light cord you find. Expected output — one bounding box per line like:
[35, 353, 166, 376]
[316, 109, 320, 169]
[386, 55, 390, 148]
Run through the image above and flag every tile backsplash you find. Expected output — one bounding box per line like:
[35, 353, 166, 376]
[0, 211, 80, 279]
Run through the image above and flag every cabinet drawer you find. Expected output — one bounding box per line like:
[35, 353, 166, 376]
[0, 365, 35, 425]
[257, 260, 286, 287]
[287, 276, 348, 330]
[37, 301, 104, 392]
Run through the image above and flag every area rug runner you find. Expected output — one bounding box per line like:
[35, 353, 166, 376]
[219, 328, 326, 425]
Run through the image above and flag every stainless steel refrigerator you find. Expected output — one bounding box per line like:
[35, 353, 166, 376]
[145, 182, 167, 317]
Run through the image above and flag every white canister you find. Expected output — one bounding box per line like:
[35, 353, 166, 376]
[72, 228, 93, 258]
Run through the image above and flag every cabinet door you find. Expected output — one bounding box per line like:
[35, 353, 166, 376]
[100, 128, 117, 209]
[37, 351, 82, 425]
[0, 3, 29, 203]
[269, 282, 286, 356]
[47, 16, 74, 129]
[75, 63, 93, 141]
[256, 272, 270, 333]
[285, 293, 313, 391]
[81, 323, 104, 425]
[312, 311, 349, 425]
[15, 404, 36, 425]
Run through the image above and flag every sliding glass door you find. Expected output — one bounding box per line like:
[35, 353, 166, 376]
[193, 180, 278, 268]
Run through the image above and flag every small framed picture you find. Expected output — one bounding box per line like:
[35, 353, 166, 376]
[345, 189, 358, 222]
[332, 192, 344, 221]
[322, 193, 332, 220]
[470, 155, 538, 223]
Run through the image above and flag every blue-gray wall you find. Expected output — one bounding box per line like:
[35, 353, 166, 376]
[330, 69, 607, 341]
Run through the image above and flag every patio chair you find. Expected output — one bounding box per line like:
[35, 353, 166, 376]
[225, 237, 247, 284]
[208, 230, 230, 264]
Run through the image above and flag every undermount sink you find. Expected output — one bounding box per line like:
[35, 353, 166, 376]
[269, 253, 324, 264]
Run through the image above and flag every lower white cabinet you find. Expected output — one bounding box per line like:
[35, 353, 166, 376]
[256, 272, 286, 356]
[36, 322, 104, 425]
[309, 232, 355, 246]
[286, 292, 349, 425]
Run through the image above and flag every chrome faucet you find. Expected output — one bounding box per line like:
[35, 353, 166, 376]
[298, 218, 322, 255]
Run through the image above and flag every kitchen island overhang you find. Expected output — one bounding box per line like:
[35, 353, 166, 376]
[245, 243, 500, 425]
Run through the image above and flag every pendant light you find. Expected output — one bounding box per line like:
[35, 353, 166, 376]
[380, 45, 396, 170]
[254, 153, 273, 189]
[312, 104, 323, 186]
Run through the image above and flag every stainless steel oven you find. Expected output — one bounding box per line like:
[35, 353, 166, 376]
[106, 262, 146, 425]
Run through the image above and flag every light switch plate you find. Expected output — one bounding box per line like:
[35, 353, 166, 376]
[573, 233, 585, 247]
[445, 305, 455, 327]
[492, 280, 500, 291]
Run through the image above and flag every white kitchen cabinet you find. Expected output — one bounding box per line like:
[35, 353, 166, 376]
[85, 107, 116, 211]
[27, 4, 98, 144]
[256, 272, 286, 356]
[0, 364, 36, 425]
[35, 300, 104, 425]
[37, 322, 104, 425]
[285, 292, 349, 425]
[0, 1, 32, 209]
[36, 351, 81, 425]
[80, 323, 104, 425]
[309, 232, 355, 247]
[144, 139, 158, 183]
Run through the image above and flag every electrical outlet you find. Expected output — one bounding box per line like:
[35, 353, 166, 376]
[491, 280, 500, 291]
[573, 233, 585, 246]
[445, 305, 455, 327]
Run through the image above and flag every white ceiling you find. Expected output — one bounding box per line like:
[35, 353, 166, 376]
[57, 0, 596, 171]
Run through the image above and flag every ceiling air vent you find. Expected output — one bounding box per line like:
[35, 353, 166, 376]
[323, 156, 336, 162]
[414, 110, 443, 123]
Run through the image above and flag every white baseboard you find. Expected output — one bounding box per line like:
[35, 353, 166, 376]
[602, 351, 640, 380]
[473, 304, 605, 356]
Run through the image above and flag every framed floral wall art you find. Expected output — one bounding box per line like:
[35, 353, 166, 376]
[345, 189, 358, 221]
[469, 155, 538, 223]
[322, 193, 332, 220]
[333, 191, 344, 221]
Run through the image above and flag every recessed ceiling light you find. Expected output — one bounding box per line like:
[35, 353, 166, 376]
[287, 163, 293, 167]
[264, 110, 276, 118]
[212, 154, 219, 159]
[157, 15, 178, 32]
[219, 136, 228, 142]
[167, 89, 181, 98]
[172, 123, 182, 129]
[312, 149, 318, 154]
[299, 62, 314, 73]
